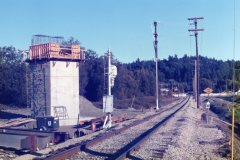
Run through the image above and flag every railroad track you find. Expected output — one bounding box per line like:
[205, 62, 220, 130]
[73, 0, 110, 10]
[44, 96, 190, 160]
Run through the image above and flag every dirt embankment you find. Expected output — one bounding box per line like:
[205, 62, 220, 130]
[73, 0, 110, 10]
[208, 97, 240, 159]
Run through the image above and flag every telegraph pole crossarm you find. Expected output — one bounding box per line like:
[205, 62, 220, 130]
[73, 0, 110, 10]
[188, 29, 205, 32]
[187, 17, 204, 21]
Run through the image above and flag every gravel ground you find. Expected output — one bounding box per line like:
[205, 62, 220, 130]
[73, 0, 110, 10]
[1, 97, 229, 160]
[70, 99, 185, 159]
[131, 97, 228, 160]
[0, 149, 18, 160]
[13, 98, 181, 160]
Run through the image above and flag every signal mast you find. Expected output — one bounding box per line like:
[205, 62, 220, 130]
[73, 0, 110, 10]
[103, 49, 117, 128]
[153, 21, 159, 110]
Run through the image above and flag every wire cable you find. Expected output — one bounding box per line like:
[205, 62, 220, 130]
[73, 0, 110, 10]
[232, 0, 236, 94]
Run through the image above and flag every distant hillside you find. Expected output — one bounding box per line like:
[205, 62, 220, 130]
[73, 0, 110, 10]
[80, 50, 240, 102]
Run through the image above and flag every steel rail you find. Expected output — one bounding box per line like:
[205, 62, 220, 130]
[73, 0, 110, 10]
[44, 97, 189, 160]
[108, 96, 190, 160]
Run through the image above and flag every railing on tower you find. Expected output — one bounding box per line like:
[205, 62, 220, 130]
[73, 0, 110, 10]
[26, 35, 85, 62]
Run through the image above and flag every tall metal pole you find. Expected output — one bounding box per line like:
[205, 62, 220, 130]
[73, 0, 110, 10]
[153, 21, 159, 110]
[188, 17, 204, 108]
[103, 48, 113, 129]
[108, 48, 111, 96]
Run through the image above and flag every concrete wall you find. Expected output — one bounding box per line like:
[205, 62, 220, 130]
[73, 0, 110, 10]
[50, 61, 79, 125]
[29, 62, 51, 117]
[29, 61, 80, 126]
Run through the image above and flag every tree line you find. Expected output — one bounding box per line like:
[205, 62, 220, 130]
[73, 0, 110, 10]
[81, 50, 240, 102]
[0, 46, 239, 107]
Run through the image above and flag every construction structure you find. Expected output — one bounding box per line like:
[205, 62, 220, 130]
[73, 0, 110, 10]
[24, 35, 85, 126]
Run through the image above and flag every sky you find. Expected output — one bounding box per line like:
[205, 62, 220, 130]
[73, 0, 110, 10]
[0, 0, 239, 63]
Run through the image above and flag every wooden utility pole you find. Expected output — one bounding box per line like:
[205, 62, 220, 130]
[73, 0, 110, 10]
[188, 17, 204, 108]
[153, 21, 159, 110]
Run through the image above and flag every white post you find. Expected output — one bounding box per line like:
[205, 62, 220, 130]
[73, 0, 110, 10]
[109, 113, 112, 128]
[156, 56, 159, 110]
[153, 21, 159, 110]
[103, 48, 113, 129]
[108, 49, 111, 96]
[206, 101, 210, 124]
[103, 115, 108, 127]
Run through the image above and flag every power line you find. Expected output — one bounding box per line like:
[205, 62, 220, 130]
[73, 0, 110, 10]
[231, 0, 236, 159]
[232, 0, 236, 94]
[188, 23, 193, 56]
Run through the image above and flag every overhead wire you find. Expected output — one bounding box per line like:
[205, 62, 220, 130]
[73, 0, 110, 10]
[188, 22, 193, 57]
[231, 0, 236, 159]
[200, 20, 204, 57]
[232, 0, 236, 94]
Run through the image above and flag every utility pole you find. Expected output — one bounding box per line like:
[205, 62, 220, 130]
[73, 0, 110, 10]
[188, 17, 204, 108]
[194, 60, 197, 101]
[153, 21, 159, 110]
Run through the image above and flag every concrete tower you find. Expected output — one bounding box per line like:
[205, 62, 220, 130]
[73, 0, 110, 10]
[26, 35, 85, 126]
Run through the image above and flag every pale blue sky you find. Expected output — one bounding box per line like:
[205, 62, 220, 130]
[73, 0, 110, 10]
[0, 0, 239, 62]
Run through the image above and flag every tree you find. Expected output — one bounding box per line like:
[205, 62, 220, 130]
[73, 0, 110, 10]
[62, 37, 80, 45]
[1, 45, 239, 107]
[0, 46, 26, 106]
[80, 50, 104, 101]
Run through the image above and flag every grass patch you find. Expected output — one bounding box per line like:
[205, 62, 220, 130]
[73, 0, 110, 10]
[0, 104, 8, 111]
[93, 96, 178, 110]
[235, 95, 240, 104]
[234, 96, 240, 125]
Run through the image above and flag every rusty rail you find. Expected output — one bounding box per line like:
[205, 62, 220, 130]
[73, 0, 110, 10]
[108, 96, 190, 160]
[45, 97, 189, 160]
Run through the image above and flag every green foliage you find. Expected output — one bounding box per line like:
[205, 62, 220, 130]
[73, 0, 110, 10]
[235, 61, 240, 89]
[234, 96, 240, 124]
[1, 45, 240, 107]
[0, 46, 26, 106]
[235, 95, 240, 104]
[62, 37, 80, 45]
[235, 107, 240, 124]
[0, 104, 8, 110]
[80, 51, 240, 102]
[79, 50, 104, 101]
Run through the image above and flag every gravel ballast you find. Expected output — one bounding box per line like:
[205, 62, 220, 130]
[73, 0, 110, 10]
[132, 97, 228, 160]
[71, 99, 186, 159]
